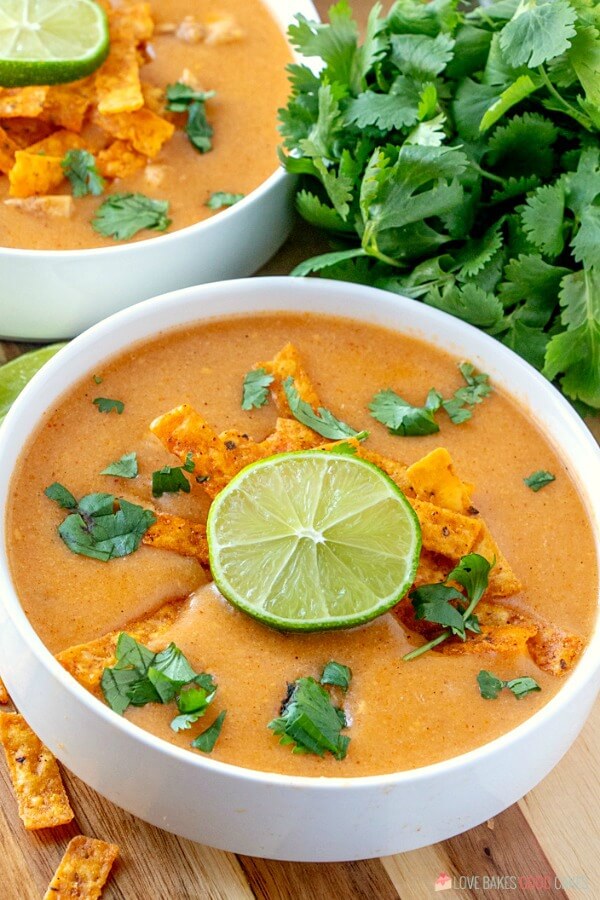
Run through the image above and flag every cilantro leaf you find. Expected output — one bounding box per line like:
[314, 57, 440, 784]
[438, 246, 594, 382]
[283, 376, 364, 440]
[499, 0, 577, 69]
[186, 101, 213, 153]
[92, 193, 171, 240]
[320, 661, 352, 692]
[410, 583, 468, 637]
[191, 710, 227, 752]
[152, 453, 194, 497]
[426, 283, 505, 329]
[448, 553, 492, 607]
[101, 452, 138, 479]
[241, 367, 274, 410]
[61, 149, 105, 198]
[369, 387, 441, 436]
[268, 676, 350, 760]
[521, 181, 566, 257]
[442, 363, 492, 424]
[44, 482, 77, 509]
[477, 670, 541, 700]
[524, 469, 556, 491]
[165, 82, 215, 111]
[93, 397, 124, 414]
[390, 32, 455, 79]
[206, 192, 244, 210]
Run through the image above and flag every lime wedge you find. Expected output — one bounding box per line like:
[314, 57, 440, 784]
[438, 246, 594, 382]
[0, 343, 66, 424]
[0, 0, 109, 88]
[207, 450, 422, 631]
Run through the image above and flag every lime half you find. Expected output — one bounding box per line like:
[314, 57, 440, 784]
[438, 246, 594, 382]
[0, 343, 66, 425]
[0, 0, 109, 88]
[207, 450, 422, 631]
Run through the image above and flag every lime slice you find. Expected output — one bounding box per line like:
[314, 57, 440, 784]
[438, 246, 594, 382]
[0, 343, 66, 425]
[207, 450, 422, 631]
[0, 0, 109, 88]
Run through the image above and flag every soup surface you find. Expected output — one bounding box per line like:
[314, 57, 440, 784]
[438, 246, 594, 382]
[0, 0, 290, 250]
[6, 312, 598, 776]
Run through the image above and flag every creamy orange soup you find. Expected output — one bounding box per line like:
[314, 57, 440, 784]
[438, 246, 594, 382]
[6, 313, 597, 776]
[0, 0, 291, 250]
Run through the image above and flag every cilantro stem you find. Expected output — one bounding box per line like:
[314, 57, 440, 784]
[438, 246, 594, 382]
[537, 67, 592, 131]
[403, 576, 485, 662]
[470, 163, 506, 187]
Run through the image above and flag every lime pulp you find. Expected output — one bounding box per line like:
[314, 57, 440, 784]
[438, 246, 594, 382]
[207, 450, 422, 631]
[0, 343, 66, 424]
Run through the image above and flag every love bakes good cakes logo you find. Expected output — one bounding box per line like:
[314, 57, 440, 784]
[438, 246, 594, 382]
[434, 872, 590, 892]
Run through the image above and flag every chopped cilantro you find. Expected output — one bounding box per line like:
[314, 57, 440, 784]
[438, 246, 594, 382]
[93, 374, 103, 385]
[320, 661, 352, 692]
[477, 670, 541, 700]
[268, 676, 350, 760]
[404, 553, 492, 661]
[241, 367, 274, 410]
[152, 452, 195, 497]
[45, 486, 155, 562]
[165, 82, 215, 112]
[191, 710, 227, 752]
[101, 452, 138, 479]
[207, 192, 245, 210]
[283, 376, 366, 441]
[441, 364, 492, 424]
[524, 469, 556, 492]
[93, 397, 124, 414]
[166, 82, 216, 154]
[61, 149, 105, 198]
[325, 440, 359, 456]
[92, 193, 171, 240]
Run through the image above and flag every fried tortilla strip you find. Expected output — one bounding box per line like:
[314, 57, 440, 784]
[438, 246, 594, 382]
[259, 343, 322, 415]
[95, 108, 174, 157]
[472, 523, 522, 598]
[0, 124, 17, 173]
[27, 130, 86, 157]
[0, 116, 53, 149]
[40, 80, 93, 132]
[44, 836, 119, 900]
[358, 447, 412, 494]
[409, 498, 483, 560]
[0, 712, 74, 830]
[96, 39, 144, 115]
[143, 513, 209, 564]
[407, 447, 475, 513]
[141, 81, 167, 117]
[151, 404, 237, 496]
[413, 550, 450, 589]
[4, 195, 73, 217]
[0, 86, 48, 118]
[110, 2, 154, 42]
[8, 152, 65, 198]
[439, 623, 538, 657]
[528, 625, 584, 676]
[56, 598, 185, 694]
[256, 417, 322, 454]
[0, 677, 9, 704]
[97, 140, 147, 179]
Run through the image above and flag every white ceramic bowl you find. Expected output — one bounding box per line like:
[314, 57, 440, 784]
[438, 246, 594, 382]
[0, 0, 317, 342]
[0, 278, 598, 862]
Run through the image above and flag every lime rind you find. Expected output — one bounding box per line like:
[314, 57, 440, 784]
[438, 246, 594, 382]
[207, 450, 422, 632]
[0, 343, 66, 424]
[0, 0, 109, 87]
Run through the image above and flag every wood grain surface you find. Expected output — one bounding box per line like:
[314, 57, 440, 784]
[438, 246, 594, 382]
[1, 1, 599, 897]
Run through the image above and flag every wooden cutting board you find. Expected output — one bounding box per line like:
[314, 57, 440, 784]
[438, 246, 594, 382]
[1, 2, 599, 895]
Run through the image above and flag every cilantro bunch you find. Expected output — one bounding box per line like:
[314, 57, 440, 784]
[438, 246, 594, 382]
[280, 0, 600, 411]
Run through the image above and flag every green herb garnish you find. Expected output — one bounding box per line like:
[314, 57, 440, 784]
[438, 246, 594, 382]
[93, 374, 103, 385]
[442, 364, 492, 424]
[283, 376, 367, 441]
[61, 149, 105, 198]
[282, 0, 600, 411]
[93, 397, 124, 414]
[477, 670, 541, 700]
[152, 452, 195, 497]
[166, 82, 216, 154]
[191, 710, 227, 753]
[268, 676, 350, 760]
[524, 469, 556, 492]
[207, 192, 245, 209]
[101, 452, 138, 479]
[92, 193, 171, 240]
[404, 553, 492, 661]
[320, 661, 352, 692]
[45, 485, 155, 562]
[241, 367, 274, 410]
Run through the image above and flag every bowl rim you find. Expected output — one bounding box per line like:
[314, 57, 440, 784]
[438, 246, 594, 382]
[0, 0, 319, 261]
[0, 275, 598, 792]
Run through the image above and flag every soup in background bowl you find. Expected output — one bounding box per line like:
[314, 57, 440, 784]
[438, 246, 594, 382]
[0, 277, 598, 860]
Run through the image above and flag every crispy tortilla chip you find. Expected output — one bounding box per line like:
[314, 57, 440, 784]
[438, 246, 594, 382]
[143, 513, 209, 564]
[358, 447, 412, 494]
[150, 404, 237, 496]
[96, 39, 144, 115]
[0, 712, 74, 830]
[97, 140, 146, 179]
[26, 129, 85, 157]
[9, 152, 65, 198]
[44, 836, 119, 900]
[56, 598, 185, 694]
[110, 2, 154, 42]
[410, 498, 483, 560]
[4, 195, 73, 217]
[0, 124, 17, 173]
[472, 523, 522, 598]
[0, 87, 48, 118]
[95, 108, 174, 158]
[0, 677, 9, 704]
[413, 550, 450, 589]
[40, 80, 93, 133]
[527, 625, 584, 676]
[141, 81, 166, 117]
[0, 117, 53, 149]
[439, 623, 538, 657]
[407, 447, 475, 514]
[256, 417, 322, 455]
[260, 343, 322, 415]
